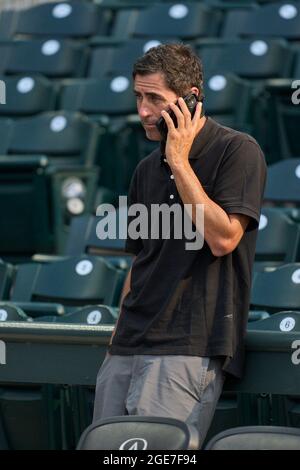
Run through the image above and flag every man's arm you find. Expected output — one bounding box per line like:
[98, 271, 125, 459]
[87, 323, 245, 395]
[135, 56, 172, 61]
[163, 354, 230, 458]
[108, 256, 135, 347]
[171, 163, 250, 257]
[161, 100, 250, 257]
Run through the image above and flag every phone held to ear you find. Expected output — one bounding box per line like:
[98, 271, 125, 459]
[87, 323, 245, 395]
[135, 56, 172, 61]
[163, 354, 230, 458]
[156, 92, 204, 141]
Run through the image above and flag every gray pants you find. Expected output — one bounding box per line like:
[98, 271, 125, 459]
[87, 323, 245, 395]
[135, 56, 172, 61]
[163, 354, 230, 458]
[93, 354, 225, 448]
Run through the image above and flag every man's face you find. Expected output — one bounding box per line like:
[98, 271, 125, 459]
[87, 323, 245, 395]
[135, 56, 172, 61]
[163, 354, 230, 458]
[134, 73, 178, 141]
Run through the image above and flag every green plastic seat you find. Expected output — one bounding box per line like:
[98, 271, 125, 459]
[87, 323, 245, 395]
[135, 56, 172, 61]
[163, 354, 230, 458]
[204, 72, 253, 131]
[264, 159, 300, 206]
[5, 111, 102, 167]
[251, 266, 300, 313]
[205, 425, 300, 450]
[65, 212, 128, 256]
[196, 39, 294, 79]
[60, 77, 136, 116]
[255, 208, 300, 272]
[11, 255, 128, 308]
[0, 75, 56, 117]
[0, 39, 88, 78]
[0, 1, 108, 38]
[112, 2, 222, 39]
[0, 303, 29, 322]
[222, 2, 300, 41]
[34, 304, 117, 325]
[88, 38, 179, 78]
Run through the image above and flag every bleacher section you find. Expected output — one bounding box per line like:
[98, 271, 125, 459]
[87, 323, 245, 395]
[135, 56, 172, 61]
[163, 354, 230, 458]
[0, 0, 300, 450]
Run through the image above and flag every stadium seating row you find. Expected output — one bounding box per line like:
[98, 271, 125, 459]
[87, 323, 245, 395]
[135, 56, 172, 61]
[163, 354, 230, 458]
[1, 1, 300, 42]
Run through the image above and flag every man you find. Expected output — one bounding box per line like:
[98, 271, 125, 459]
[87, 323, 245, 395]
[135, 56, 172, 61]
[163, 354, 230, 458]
[93, 44, 267, 447]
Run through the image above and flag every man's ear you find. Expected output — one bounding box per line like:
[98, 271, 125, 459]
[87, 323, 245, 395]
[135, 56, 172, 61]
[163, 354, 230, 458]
[190, 87, 200, 97]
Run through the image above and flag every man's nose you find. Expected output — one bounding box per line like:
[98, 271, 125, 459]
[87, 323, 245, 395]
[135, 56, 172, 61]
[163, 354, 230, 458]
[138, 102, 152, 118]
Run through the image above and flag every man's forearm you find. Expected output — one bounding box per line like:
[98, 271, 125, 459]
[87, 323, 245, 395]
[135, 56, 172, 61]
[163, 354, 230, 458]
[171, 162, 246, 257]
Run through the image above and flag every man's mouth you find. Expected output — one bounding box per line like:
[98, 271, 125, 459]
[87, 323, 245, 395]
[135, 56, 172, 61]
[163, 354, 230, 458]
[143, 123, 157, 127]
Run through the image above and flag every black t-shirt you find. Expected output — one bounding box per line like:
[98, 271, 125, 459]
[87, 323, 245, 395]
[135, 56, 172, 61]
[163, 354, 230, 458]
[109, 117, 267, 378]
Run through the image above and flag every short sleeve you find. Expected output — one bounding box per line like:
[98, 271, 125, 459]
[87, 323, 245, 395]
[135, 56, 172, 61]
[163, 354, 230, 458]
[125, 167, 144, 255]
[212, 138, 267, 230]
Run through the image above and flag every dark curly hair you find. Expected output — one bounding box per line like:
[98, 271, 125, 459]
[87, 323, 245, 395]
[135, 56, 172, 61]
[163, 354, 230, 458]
[132, 43, 204, 100]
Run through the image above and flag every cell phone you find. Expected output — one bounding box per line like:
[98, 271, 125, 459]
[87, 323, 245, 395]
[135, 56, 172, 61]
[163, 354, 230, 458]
[156, 92, 204, 141]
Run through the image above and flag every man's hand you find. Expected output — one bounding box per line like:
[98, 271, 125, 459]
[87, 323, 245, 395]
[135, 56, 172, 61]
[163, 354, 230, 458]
[161, 97, 203, 169]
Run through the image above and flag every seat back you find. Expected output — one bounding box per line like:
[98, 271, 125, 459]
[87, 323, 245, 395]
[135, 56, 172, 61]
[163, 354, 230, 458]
[11, 256, 127, 307]
[77, 416, 200, 450]
[0, 75, 56, 117]
[251, 263, 300, 312]
[264, 159, 300, 205]
[0, 1, 107, 38]
[205, 425, 300, 450]
[7, 111, 101, 167]
[197, 39, 294, 78]
[255, 208, 300, 270]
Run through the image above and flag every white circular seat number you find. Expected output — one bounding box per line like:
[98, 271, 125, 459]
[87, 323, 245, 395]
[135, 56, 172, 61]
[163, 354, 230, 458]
[168, 4, 189, 19]
[208, 75, 227, 92]
[87, 310, 102, 325]
[17, 77, 35, 94]
[52, 3, 72, 19]
[50, 115, 67, 132]
[259, 214, 268, 230]
[143, 40, 161, 54]
[280, 317, 296, 332]
[0, 309, 8, 322]
[250, 40, 268, 56]
[110, 76, 130, 93]
[291, 269, 300, 284]
[41, 40, 61, 56]
[295, 164, 300, 179]
[76, 260, 93, 276]
[279, 4, 298, 19]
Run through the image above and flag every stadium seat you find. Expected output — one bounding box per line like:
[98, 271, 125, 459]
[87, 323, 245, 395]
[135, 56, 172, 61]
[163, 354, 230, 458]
[251, 266, 300, 313]
[34, 304, 117, 325]
[112, 2, 222, 39]
[264, 159, 300, 206]
[205, 425, 300, 449]
[0, 39, 88, 78]
[2, 111, 102, 167]
[196, 39, 294, 79]
[0, 75, 56, 117]
[12, 301, 65, 319]
[0, 1, 108, 39]
[59, 76, 136, 117]
[255, 208, 300, 272]
[222, 1, 300, 40]
[204, 72, 253, 131]
[65, 211, 128, 257]
[0, 303, 29, 322]
[88, 38, 179, 78]
[253, 78, 300, 162]
[77, 416, 200, 450]
[11, 255, 128, 309]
